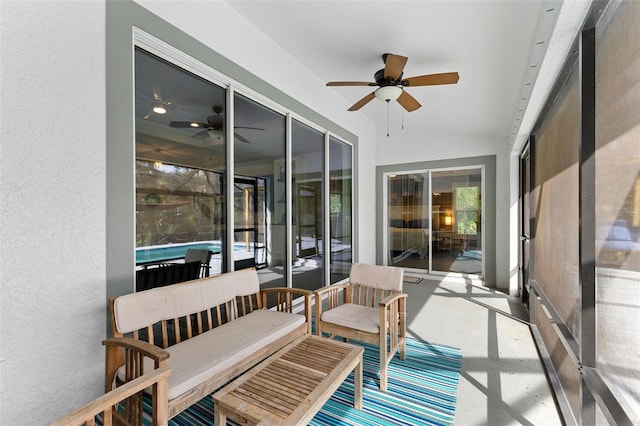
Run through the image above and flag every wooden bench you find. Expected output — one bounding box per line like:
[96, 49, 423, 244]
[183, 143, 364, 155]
[105, 268, 312, 425]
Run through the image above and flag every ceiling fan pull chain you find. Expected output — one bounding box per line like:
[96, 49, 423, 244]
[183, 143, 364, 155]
[386, 100, 391, 137]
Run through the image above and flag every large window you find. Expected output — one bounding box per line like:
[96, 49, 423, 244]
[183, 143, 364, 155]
[233, 94, 286, 286]
[134, 47, 227, 275]
[133, 46, 353, 291]
[329, 137, 352, 283]
[292, 120, 325, 291]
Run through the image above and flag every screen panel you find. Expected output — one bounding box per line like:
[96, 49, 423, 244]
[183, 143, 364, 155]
[595, 0, 640, 419]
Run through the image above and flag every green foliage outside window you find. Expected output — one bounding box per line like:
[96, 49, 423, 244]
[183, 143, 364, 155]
[456, 186, 479, 235]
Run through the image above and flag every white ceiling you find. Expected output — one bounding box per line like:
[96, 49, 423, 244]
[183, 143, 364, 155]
[226, 0, 580, 150]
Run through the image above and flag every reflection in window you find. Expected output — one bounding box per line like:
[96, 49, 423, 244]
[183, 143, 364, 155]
[292, 120, 324, 291]
[134, 47, 226, 278]
[134, 47, 353, 291]
[329, 137, 352, 283]
[234, 94, 286, 287]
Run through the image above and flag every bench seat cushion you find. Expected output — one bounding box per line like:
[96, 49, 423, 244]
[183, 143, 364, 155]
[120, 309, 305, 400]
[321, 303, 379, 334]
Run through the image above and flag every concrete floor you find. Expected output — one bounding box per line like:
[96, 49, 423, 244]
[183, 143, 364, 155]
[403, 276, 563, 426]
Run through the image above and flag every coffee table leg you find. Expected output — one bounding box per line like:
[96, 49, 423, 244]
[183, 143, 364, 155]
[354, 356, 363, 409]
[214, 400, 227, 425]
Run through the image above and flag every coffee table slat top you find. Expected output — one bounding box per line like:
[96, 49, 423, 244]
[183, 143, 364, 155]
[213, 334, 363, 425]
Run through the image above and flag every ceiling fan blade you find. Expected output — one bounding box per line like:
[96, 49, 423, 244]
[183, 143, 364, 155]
[397, 90, 421, 112]
[235, 126, 265, 131]
[383, 54, 408, 80]
[192, 129, 211, 140]
[401, 72, 459, 87]
[348, 92, 376, 111]
[234, 132, 252, 144]
[170, 121, 208, 128]
[327, 81, 377, 87]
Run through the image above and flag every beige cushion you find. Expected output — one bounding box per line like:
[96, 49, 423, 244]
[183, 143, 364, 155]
[119, 309, 305, 400]
[114, 269, 260, 334]
[350, 263, 404, 292]
[321, 303, 380, 334]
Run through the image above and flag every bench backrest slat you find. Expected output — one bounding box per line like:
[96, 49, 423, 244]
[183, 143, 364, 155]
[161, 321, 168, 348]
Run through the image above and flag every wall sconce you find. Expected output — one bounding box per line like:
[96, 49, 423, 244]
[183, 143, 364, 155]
[444, 215, 452, 226]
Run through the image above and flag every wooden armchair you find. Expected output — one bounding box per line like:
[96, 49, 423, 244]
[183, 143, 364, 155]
[315, 263, 406, 391]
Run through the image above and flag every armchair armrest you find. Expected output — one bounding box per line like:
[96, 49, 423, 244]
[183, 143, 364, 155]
[379, 292, 408, 309]
[314, 284, 351, 335]
[103, 337, 170, 393]
[315, 284, 350, 309]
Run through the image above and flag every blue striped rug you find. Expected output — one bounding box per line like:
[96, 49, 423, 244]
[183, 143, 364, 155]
[130, 337, 462, 426]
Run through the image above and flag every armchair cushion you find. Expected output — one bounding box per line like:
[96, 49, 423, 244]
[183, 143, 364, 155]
[320, 303, 380, 334]
[350, 263, 403, 292]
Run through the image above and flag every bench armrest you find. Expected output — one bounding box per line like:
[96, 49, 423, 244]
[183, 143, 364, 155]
[261, 287, 313, 333]
[51, 366, 171, 426]
[103, 337, 170, 393]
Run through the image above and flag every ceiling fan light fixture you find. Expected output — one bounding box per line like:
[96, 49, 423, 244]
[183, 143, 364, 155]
[152, 104, 167, 114]
[374, 86, 402, 102]
[190, 122, 200, 127]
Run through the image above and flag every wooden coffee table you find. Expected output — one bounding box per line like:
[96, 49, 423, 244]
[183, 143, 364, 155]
[213, 334, 363, 425]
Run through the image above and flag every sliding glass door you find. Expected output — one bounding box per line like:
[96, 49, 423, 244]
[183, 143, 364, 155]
[387, 173, 429, 270]
[329, 137, 353, 283]
[233, 94, 286, 286]
[291, 120, 324, 291]
[387, 167, 483, 277]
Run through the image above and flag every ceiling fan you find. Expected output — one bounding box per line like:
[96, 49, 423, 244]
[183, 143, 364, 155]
[169, 106, 264, 143]
[141, 87, 177, 119]
[327, 53, 459, 112]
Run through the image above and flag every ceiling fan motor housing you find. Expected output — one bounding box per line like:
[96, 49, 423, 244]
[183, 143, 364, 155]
[375, 68, 402, 87]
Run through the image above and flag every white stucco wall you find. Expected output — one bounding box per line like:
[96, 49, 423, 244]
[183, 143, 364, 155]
[375, 124, 501, 165]
[0, 1, 107, 424]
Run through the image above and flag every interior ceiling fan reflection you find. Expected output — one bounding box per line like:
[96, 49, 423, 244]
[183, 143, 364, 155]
[140, 87, 177, 119]
[169, 106, 264, 143]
